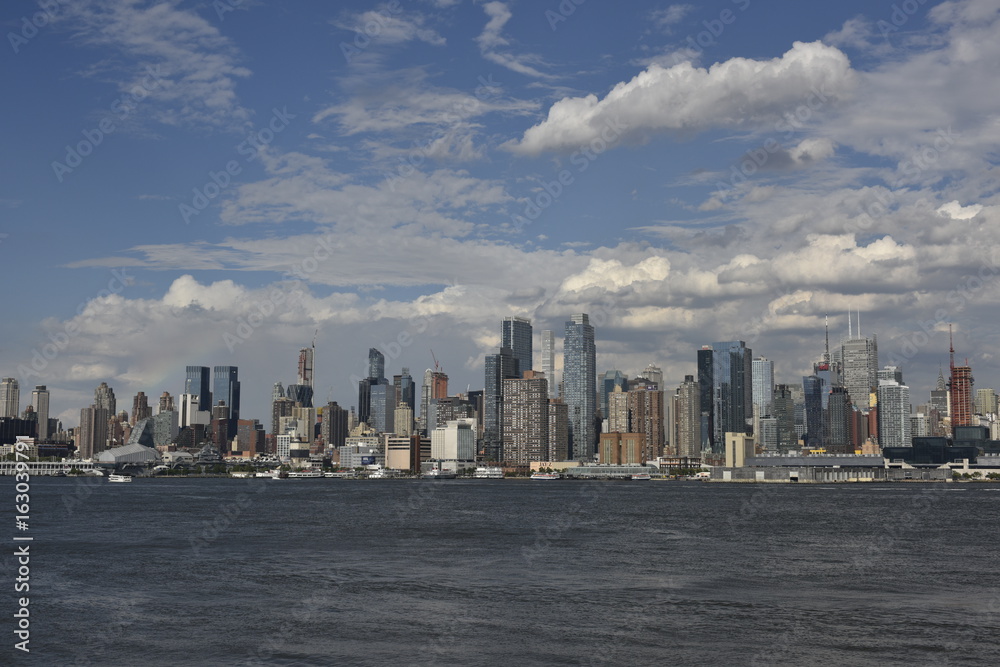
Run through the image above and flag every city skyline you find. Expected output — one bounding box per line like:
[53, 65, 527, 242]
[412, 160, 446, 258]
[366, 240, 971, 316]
[2, 0, 999, 429]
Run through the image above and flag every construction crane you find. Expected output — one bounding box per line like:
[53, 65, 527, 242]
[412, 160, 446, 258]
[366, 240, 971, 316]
[430, 349, 442, 373]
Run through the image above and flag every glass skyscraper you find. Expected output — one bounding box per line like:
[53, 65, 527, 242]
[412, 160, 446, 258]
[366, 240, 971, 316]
[213, 366, 240, 440]
[541, 330, 556, 397]
[185, 366, 212, 412]
[563, 314, 596, 460]
[502, 316, 533, 378]
[709, 341, 752, 456]
[484, 347, 518, 462]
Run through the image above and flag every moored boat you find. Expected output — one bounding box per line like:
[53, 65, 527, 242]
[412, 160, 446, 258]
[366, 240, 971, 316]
[474, 466, 504, 479]
[108, 474, 132, 483]
[530, 472, 560, 480]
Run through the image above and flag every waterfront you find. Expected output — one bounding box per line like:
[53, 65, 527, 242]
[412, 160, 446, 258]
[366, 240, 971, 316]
[6, 477, 1000, 665]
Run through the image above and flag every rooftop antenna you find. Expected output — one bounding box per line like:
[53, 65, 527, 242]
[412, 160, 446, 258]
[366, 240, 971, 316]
[848, 310, 852, 338]
[949, 323, 955, 372]
[823, 314, 831, 364]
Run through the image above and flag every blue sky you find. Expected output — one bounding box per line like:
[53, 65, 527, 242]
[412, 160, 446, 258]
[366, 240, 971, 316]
[2, 0, 999, 426]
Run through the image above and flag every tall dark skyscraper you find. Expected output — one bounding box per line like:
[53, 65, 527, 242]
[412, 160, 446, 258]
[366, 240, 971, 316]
[484, 347, 518, 461]
[502, 316, 533, 377]
[394, 368, 415, 412]
[697, 346, 714, 453]
[359, 348, 387, 427]
[564, 313, 596, 460]
[369, 348, 385, 382]
[802, 374, 825, 448]
[185, 366, 212, 412]
[213, 366, 240, 440]
[709, 340, 752, 456]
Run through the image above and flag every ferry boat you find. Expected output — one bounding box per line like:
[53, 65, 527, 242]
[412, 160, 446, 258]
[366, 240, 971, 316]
[474, 466, 504, 479]
[422, 468, 457, 479]
[108, 474, 132, 483]
[530, 472, 560, 480]
[631, 473, 652, 481]
[288, 469, 323, 478]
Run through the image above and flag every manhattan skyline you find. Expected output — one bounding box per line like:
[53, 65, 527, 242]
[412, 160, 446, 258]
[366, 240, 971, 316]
[2, 0, 998, 426]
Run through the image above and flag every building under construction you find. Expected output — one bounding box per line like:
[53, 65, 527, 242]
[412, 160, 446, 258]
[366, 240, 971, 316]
[948, 326, 975, 431]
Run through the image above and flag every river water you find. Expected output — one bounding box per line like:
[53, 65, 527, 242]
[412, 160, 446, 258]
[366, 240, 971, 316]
[4, 477, 999, 665]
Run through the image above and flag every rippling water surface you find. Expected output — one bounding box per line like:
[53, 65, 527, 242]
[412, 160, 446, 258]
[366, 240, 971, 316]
[6, 477, 1000, 665]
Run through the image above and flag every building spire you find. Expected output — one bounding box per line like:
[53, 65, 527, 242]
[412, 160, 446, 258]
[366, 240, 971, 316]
[823, 314, 831, 364]
[949, 323, 955, 372]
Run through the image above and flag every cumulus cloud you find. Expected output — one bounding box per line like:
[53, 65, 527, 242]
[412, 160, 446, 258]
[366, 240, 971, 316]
[505, 41, 856, 155]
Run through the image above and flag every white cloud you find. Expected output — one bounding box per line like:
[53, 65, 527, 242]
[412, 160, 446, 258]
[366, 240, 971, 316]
[58, 0, 252, 129]
[505, 41, 857, 154]
[476, 2, 551, 79]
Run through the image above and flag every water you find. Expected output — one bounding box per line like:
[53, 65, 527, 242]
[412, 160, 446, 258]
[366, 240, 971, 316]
[5, 477, 1000, 665]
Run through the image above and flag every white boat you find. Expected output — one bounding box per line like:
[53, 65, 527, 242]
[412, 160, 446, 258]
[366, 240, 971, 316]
[255, 470, 278, 478]
[108, 474, 132, 483]
[530, 472, 560, 480]
[288, 470, 322, 478]
[631, 473, 652, 480]
[474, 466, 504, 479]
[422, 469, 457, 479]
[230, 471, 252, 478]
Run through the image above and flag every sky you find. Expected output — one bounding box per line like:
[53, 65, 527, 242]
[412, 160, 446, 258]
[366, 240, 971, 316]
[2, 0, 999, 428]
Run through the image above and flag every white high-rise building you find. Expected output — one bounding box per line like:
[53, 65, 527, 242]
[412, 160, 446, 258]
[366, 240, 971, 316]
[31, 386, 50, 441]
[640, 364, 663, 389]
[751, 357, 774, 418]
[541, 330, 556, 397]
[430, 419, 476, 461]
[877, 379, 911, 448]
[1, 378, 20, 419]
[842, 332, 878, 411]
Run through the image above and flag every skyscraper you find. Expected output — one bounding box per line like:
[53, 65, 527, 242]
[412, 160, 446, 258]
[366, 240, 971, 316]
[674, 375, 702, 459]
[751, 357, 774, 418]
[132, 391, 152, 424]
[185, 366, 212, 412]
[948, 331, 974, 430]
[368, 348, 385, 382]
[1, 378, 19, 419]
[298, 346, 314, 388]
[802, 374, 825, 449]
[31, 385, 50, 441]
[394, 368, 416, 412]
[213, 366, 240, 440]
[564, 313, 596, 460]
[628, 387, 665, 460]
[841, 329, 878, 411]
[158, 391, 174, 413]
[710, 340, 752, 455]
[502, 371, 549, 464]
[772, 384, 797, 452]
[639, 364, 663, 389]
[601, 370, 627, 417]
[95, 382, 116, 414]
[541, 330, 556, 397]
[370, 383, 396, 434]
[697, 347, 714, 453]
[502, 316, 533, 377]
[877, 378, 911, 447]
[484, 347, 518, 461]
[975, 388, 997, 416]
